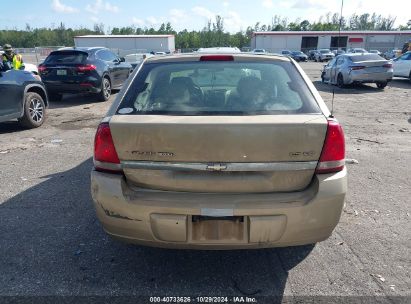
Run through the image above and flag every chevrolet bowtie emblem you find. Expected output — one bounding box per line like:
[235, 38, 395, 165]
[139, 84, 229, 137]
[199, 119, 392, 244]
[206, 164, 227, 171]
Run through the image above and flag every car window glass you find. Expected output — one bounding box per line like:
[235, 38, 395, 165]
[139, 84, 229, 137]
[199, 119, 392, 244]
[98, 50, 118, 62]
[327, 58, 336, 66]
[399, 53, 411, 60]
[45, 51, 87, 64]
[118, 61, 321, 116]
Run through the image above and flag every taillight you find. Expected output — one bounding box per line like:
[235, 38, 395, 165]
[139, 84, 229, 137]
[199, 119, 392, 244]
[38, 65, 46, 73]
[383, 63, 392, 68]
[350, 66, 365, 70]
[200, 55, 234, 61]
[94, 122, 121, 173]
[316, 119, 345, 174]
[76, 64, 96, 72]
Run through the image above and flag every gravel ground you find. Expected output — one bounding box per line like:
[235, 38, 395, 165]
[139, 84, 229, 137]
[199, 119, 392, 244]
[0, 62, 410, 303]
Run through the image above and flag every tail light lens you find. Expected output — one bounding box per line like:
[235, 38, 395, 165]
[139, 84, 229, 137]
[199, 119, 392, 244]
[94, 122, 122, 173]
[383, 63, 392, 68]
[38, 65, 46, 73]
[76, 64, 96, 72]
[316, 119, 345, 174]
[350, 66, 365, 70]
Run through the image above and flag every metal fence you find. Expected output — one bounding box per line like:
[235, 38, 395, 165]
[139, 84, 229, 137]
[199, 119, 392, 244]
[11, 46, 65, 64]
[13, 45, 407, 65]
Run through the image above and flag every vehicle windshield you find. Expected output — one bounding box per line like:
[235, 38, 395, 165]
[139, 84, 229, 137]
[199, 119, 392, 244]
[292, 51, 304, 55]
[320, 50, 331, 54]
[349, 54, 385, 62]
[44, 51, 88, 64]
[118, 60, 321, 116]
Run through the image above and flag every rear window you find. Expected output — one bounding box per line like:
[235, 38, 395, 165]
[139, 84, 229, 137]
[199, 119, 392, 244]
[350, 54, 384, 62]
[320, 50, 331, 53]
[118, 60, 321, 115]
[45, 51, 88, 64]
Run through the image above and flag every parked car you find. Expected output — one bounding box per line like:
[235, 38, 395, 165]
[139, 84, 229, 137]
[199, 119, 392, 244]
[308, 50, 318, 60]
[38, 47, 132, 101]
[347, 48, 367, 54]
[314, 49, 335, 62]
[24, 63, 39, 75]
[91, 52, 347, 249]
[392, 51, 411, 82]
[291, 51, 308, 62]
[124, 53, 153, 71]
[369, 50, 382, 56]
[383, 49, 401, 60]
[252, 48, 266, 54]
[281, 50, 293, 56]
[0, 69, 48, 128]
[321, 53, 393, 88]
[332, 49, 346, 57]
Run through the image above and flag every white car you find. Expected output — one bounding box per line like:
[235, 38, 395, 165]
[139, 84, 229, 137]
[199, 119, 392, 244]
[392, 51, 411, 82]
[24, 63, 39, 75]
[347, 48, 367, 54]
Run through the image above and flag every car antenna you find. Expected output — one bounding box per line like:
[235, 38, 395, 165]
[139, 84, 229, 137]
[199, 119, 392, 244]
[330, 0, 344, 118]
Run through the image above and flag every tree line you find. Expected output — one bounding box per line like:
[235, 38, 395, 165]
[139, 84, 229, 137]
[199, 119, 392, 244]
[1, 13, 410, 50]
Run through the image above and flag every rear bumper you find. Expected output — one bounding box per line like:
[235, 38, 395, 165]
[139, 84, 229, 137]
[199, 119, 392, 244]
[90, 168, 347, 249]
[348, 71, 393, 84]
[43, 79, 101, 94]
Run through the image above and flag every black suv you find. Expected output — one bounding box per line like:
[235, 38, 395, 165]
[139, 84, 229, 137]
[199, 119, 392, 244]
[38, 47, 132, 101]
[0, 69, 48, 128]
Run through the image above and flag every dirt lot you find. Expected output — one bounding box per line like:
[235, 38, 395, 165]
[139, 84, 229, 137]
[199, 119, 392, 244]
[0, 62, 410, 303]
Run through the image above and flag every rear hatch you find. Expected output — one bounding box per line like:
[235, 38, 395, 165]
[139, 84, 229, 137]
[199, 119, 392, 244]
[109, 56, 328, 193]
[110, 115, 327, 193]
[39, 50, 92, 82]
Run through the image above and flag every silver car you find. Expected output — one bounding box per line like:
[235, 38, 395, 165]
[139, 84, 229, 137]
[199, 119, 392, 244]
[321, 53, 393, 88]
[315, 49, 335, 62]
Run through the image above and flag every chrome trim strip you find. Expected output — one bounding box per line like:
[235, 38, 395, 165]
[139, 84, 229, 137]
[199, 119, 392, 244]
[94, 159, 122, 171]
[121, 161, 318, 172]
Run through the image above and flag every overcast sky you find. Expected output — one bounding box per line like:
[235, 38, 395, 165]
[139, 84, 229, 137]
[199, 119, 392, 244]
[1, 0, 409, 32]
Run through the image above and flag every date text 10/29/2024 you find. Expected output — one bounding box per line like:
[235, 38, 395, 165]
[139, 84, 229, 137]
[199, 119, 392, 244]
[149, 297, 257, 303]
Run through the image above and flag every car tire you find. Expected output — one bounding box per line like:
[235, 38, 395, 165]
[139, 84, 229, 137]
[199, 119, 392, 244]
[337, 73, 345, 88]
[98, 77, 111, 101]
[18, 92, 46, 128]
[376, 81, 387, 89]
[321, 72, 325, 83]
[409, 71, 411, 84]
[49, 92, 62, 102]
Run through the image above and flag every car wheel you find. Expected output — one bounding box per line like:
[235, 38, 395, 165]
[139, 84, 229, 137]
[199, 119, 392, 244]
[321, 72, 325, 83]
[48, 92, 62, 102]
[409, 71, 411, 83]
[337, 74, 345, 88]
[376, 81, 387, 89]
[19, 92, 46, 128]
[98, 77, 111, 101]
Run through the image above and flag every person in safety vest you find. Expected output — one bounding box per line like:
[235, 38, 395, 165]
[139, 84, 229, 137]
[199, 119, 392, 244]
[1, 44, 25, 71]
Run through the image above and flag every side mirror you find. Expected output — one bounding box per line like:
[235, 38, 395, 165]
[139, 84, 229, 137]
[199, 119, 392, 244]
[120, 57, 125, 62]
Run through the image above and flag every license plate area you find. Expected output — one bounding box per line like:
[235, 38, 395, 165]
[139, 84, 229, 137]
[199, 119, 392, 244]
[190, 216, 247, 243]
[56, 69, 67, 76]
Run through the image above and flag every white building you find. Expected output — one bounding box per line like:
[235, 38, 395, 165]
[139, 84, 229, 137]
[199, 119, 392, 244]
[74, 35, 175, 55]
[251, 31, 411, 53]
